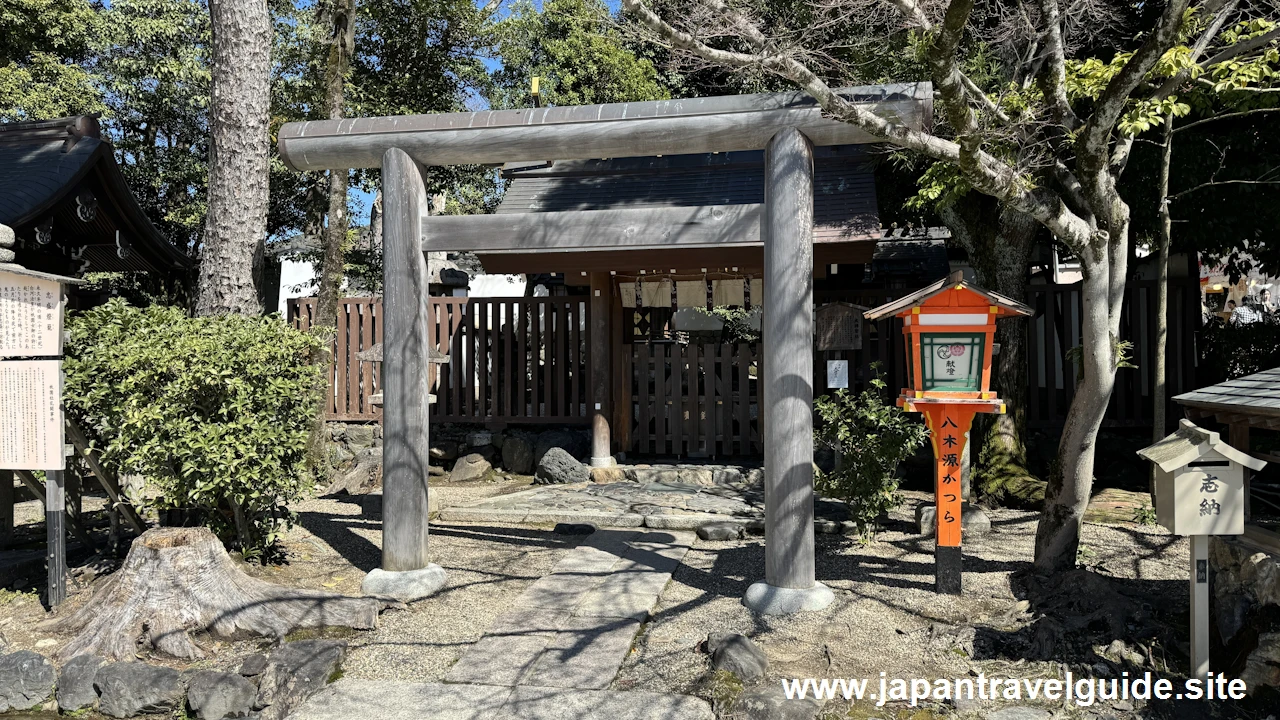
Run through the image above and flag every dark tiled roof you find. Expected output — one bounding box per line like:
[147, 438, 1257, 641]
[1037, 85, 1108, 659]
[0, 116, 190, 275]
[1175, 367, 1280, 418]
[496, 146, 879, 242]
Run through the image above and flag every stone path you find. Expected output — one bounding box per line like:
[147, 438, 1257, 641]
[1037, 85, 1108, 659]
[288, 529, 714, 720]
[445, 528, 692, 690]
[439, 476, 853, 532]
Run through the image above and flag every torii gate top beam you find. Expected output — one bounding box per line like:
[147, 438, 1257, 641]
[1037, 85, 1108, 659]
[277, 83, 932, 171]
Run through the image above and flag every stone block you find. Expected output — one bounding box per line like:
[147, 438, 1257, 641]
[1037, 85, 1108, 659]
[345, 425, 376, 450]
[286, 680, 513, 720]
[590, 467, 627, 484]
[707, 633, 768, 682]
[451, 453, 493, 483]
[916, 502, 991, 537]
[361, 565, 448, 603]
[697, 521, 745, 541]
[56, 653, 103, 712]
[0, 650, 55, 712]
[186, 670, 257, 720]
[256, 640, 346, 720]
[517, 573, 601, 609]
[643, 513, 725, 530]
[444, 634, 549, 686]
[519, 618, 640, 690]
[573, 590, 654, 620]
[95, 662, 182, 718]
[493, 687, 714, 720]
[593, 569, 671, 596]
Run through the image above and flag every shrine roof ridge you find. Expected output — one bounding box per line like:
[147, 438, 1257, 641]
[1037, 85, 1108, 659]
[1137, 418, 1266, 472]
[863, 270, 1033, 321]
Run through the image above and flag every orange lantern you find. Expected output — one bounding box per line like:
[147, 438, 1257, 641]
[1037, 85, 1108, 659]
[866, 271, 1031, 594]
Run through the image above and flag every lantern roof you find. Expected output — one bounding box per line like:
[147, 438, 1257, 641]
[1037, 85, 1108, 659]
[1137, 419, 1266, 473]
[864, 270, 1032, 321]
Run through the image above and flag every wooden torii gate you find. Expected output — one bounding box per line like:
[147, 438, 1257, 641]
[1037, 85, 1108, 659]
[277, 84, 932, 613]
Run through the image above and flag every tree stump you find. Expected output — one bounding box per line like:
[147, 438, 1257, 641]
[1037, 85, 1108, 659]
[49, 527, 383, 661]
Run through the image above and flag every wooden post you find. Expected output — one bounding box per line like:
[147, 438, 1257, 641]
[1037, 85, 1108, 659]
[590, 272, 613, 467]
[46, 469, 66, 607]
[380, 147, 432, 572]
[1190, 533, 1210, 679]
[922, 405, 979, 595]
[0, 470, 12, 549]
[1229, 422, 1250, 520]
[743, 127, 831, 614]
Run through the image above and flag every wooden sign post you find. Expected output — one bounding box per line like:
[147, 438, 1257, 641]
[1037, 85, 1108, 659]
[866, 271, 1030, 595]
[1138, 420, 1265, 678]
[0, 260, 81, 607]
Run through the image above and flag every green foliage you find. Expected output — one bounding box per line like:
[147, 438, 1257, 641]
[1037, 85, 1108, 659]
[813, 370, 928, 535]
[0, 0, 106, 119]
[1133, 504, 1158, 526]
[491, 0, 669, 109]
[704, 306, 760, 344]
[63, 299, 325, 560]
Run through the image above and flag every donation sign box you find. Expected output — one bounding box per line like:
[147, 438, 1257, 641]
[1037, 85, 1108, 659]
[1137, 418, 1266, 679]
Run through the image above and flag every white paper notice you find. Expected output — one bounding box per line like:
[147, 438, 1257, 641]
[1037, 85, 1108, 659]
[0, 269, 63, 357]
[826, 359, 849, 389]
[0, 360, 64, 470]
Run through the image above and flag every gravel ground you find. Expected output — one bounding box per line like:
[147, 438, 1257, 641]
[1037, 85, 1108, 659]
[614, 490, 1189, 717]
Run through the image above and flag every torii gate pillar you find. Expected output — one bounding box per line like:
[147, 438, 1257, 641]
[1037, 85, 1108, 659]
[360, 148, 447, 601]
[743, 127, 834, 615]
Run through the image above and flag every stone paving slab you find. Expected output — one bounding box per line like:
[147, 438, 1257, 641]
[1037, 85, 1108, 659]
[523, 511, 646, 527]
[516, 572, 602, 609]
[573, 589, 655, 620]
[443, 634, 550, 686]
[592, 568, 672, 596]
[552, 546, 626, 575]
[288, 680, 513, 720]
[521, 617, 642, 690]
[486, 607, 570, 637]
[492, 686, 715, 720]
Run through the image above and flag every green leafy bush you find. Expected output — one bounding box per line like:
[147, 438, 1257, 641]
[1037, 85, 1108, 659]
[63, 299, 324, 560]
[814, 371, 929, 536]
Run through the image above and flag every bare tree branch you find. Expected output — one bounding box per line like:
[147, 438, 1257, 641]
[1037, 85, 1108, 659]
[1174, 106, 1280, 132]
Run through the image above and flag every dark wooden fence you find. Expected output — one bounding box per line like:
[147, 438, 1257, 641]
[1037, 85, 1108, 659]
[289, 298, 383, 422]
[428, 296, 591, 424]
[294, 279, 1201, 431]
[627, 342, 761, 457]
[1024, 279, 1202, 429]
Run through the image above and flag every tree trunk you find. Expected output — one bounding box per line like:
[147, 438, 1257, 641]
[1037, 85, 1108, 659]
[939, 197, 1038, 498]
[311, 0, 358, 338]
[197, 0, 272, 316]
[48, 527, 383, 662]
[1035, 242, 1123, 571]
[1153, 117, 1174, 446]
[306, 0, 359, 467]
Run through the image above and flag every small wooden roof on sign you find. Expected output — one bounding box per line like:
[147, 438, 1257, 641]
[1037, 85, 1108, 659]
[1137, 418, 1266, 472]
[863, 270, 1032, 321]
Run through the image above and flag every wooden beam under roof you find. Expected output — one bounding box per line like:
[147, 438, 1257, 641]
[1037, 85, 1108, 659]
[277, 83, 932, 171]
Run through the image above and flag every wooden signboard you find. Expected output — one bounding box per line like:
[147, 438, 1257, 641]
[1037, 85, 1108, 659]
[0, 268, 63, 356]
[0, 360, 64, 470]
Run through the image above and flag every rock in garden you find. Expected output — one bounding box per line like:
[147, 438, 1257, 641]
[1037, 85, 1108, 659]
[987, 708, 1051, 720]
[534, 429, 589, 463]
[95, 662, 183, 717]
[238, 654, 268, 677]
[361, 565, 447, 603]
[696, 522, 744, 541]
[0, 650, 56, 712]
[345, 425, 376, 450]
[535, 447, 590, 484]
[554, 522, 596, 535]
[707, 633, 768, 682]
[430, 440, 459, 462]
[590, 466, 627, 483]
[734, 685, 818, 720]
[917, 503, 991, 537]
[255, 640, 347, 720]
[466, 430, 492, 447]
[449, 453, 492, 483]
[57, 653, 104, 712]
[187, 670, 257, 720]
[502, 435, 535, 474]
